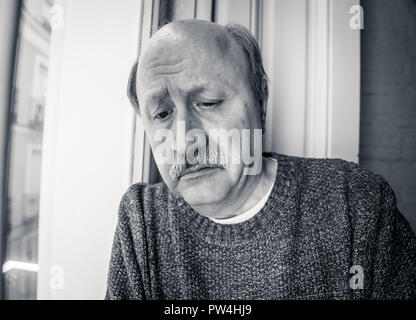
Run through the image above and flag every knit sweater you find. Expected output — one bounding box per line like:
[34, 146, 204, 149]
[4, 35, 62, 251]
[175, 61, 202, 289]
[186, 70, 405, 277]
[105, 153, 416, 300]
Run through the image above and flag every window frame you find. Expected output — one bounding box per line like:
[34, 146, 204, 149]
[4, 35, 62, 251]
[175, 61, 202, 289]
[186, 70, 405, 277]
[0, 0, 23, 301]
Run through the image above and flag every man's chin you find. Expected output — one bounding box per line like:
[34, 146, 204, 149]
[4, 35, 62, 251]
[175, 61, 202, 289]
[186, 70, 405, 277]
[177, 174, 230, 207]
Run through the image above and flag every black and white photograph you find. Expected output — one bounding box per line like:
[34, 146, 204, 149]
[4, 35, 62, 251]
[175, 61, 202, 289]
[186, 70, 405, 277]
[0, 0, 415, 304]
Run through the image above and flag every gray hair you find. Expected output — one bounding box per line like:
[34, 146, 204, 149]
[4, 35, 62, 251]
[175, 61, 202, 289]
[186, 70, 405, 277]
[127, 23, 268, 131]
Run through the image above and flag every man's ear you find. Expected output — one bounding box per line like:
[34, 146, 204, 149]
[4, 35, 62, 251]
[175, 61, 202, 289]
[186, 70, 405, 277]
[127, 60, 140, 114]
[260, 77, 269, 134]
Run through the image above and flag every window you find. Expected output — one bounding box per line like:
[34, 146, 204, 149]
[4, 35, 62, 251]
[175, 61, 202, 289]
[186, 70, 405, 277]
[1, 0, 53, 300]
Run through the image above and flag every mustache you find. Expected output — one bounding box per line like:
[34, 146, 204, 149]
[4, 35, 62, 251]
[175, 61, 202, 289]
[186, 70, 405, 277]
[169, 145, 229, 182]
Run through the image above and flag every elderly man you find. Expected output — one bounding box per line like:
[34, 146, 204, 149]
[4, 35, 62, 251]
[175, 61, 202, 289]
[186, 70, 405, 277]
[106, 20, 416, 300]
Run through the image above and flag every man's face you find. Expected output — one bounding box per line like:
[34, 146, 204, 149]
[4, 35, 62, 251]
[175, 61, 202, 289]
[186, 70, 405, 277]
[137, 23, 262, 208]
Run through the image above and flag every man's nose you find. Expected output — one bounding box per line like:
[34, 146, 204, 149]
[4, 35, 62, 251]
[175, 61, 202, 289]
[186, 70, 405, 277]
[172, 109, 204, 155]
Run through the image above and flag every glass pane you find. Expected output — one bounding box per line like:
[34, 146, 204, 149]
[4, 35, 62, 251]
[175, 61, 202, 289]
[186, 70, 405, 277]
[2, 0, 53, 300]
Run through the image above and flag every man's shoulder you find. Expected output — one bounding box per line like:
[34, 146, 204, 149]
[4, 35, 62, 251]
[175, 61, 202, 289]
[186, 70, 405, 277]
[278, 154, 398, 225]
[122, 181, 169, 202]
[274, 153, 394, 213]
[277, 154, 405, 245]
[276, 153, 387, 191]
[117, 181, 171, 223]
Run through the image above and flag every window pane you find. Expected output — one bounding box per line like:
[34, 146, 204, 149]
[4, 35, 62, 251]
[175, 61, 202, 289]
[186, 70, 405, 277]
[2, 0, 53, 300]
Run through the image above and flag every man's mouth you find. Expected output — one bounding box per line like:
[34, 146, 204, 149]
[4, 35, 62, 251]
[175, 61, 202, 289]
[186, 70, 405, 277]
[178, 164, 220, 180]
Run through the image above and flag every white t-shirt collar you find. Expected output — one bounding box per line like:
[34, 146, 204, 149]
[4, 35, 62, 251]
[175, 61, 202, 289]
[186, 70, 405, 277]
[209, 159, 277, 225]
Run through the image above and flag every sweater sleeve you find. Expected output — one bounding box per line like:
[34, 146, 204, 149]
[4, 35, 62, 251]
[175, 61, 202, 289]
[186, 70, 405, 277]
[368, 178, 416, 299]
[105, 193, 146, 300]
[348, 168, 416, 299]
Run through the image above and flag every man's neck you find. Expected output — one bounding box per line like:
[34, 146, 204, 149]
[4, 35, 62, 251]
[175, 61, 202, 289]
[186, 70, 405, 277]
[190, 156, 277, 219]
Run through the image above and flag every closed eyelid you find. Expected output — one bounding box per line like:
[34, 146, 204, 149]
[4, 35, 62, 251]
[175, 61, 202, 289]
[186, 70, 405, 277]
[151, 103, 174, 116]
[142, 89, 169, 116]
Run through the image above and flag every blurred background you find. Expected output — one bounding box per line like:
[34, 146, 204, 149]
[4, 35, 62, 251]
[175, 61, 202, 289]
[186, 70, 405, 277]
[0, 0, 415, 300]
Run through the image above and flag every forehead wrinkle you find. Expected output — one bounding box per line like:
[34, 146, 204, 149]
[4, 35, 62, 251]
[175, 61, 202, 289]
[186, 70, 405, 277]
[144, 56, 192, 71]
[137, 58, 189, 103]
[140, 58, 191, 82]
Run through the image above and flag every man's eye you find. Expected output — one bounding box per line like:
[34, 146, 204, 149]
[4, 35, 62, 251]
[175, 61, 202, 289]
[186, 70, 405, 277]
[154, 109, 173, 120]
[196, 101, 222, 108]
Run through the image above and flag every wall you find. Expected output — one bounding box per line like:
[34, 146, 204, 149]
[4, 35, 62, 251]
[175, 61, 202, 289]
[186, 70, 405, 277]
[360, 0, 416, 231]
[37, 0, 141, 299]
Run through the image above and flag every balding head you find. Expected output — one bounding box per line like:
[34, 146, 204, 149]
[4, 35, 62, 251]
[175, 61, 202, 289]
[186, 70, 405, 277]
[140, 20, 234, 61]
[128, 20, 268, 130]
